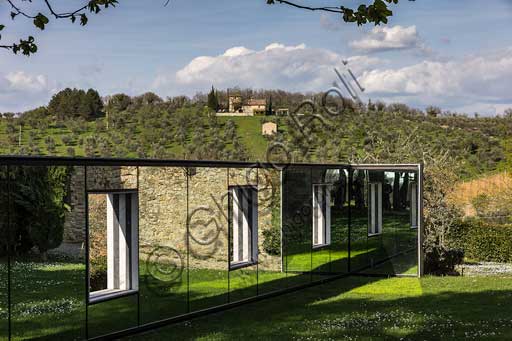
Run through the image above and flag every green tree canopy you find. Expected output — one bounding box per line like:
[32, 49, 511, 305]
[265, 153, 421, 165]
[106, 93, 132, 113]
[48, 88, 103, 121]
[207, 86, 219, 112]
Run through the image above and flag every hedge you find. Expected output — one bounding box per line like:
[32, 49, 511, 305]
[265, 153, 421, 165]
[452, 219, 512, 263]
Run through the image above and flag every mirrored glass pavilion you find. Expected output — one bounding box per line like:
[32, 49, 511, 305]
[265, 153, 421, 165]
[0, 156, 423, 340]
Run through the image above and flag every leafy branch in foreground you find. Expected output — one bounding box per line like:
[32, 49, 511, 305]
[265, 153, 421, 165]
[1, 0, 410, 56]
[1, 0, 118, 55]
[266, 0, 403, 26]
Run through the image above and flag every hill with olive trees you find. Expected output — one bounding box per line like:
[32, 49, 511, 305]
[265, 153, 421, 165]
[0, 88, 511, 179]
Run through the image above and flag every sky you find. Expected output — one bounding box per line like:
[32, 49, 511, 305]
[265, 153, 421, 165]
[1, 0, 512, 115]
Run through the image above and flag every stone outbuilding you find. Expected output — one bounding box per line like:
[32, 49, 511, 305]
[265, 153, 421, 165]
[262, 121, 277, 136]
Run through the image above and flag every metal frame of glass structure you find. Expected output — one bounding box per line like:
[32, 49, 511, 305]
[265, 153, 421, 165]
[0, 156, 423, 340]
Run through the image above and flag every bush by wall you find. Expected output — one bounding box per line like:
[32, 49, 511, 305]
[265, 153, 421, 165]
[0, 166, 71, 259]
[450, 219, 512, 263]
[424, 245, 464, 275]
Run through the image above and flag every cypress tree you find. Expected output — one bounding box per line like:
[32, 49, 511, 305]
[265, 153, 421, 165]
[207, 86, 219, 112]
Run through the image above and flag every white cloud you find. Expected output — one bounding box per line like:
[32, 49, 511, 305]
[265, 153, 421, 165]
[350, 25, 427, 53]
[359, 47, 512, 115]
[0, 71, 53, 113]
[153, 43, 380, 94]
[4, 71, 48, 93]
[154, 42, 512, 116]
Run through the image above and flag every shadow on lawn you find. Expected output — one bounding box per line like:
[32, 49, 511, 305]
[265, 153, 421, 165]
[130, 277, 512, 340]
[1, 243, 418, 340]
[1, 207, 417, 339]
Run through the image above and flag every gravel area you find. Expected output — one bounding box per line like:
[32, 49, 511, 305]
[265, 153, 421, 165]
[457, 262, 512, 276]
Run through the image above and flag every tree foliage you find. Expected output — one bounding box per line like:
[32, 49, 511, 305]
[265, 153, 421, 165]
[207, 86, 219, 112]
[266, 0, 400, 25]
[1, 0, 406, 56]
[48, 88, 103, 121]
[0, 166, 71, 259]
[1, 0, 119, 55]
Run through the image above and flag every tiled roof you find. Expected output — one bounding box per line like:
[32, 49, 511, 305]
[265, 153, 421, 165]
[247, 99, 266, 106]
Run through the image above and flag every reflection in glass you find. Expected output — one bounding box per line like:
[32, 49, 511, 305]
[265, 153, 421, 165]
[188, 167, 229, 311]
[256, 168, 286, 295]
[350, 170, 369, 272]
[361, 171, 418, 275]
[227, 168, 258, 302]
[0, 166, 9, 340]
[0, 162, 420, 338]
[9, 166, 86, 340]
[282, 167, 312, 287]
[138, 167, 188, 324]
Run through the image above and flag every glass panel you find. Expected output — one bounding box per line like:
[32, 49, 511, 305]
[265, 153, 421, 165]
[330, 168, 349, 274]
[282, 167, 312, 288]
[86, 166, 138, 192]
[257, 168, 286, 295]
[88, 193, 108, 294]
[229, 264, 257, 301]
[10, 165, 86, 340]
[0, 165, 9, 340]
[188, 167, 229, 311]
[311, 168, 331, 280]
[390, 172, 419, 275]
[228, 168, 258, 302]
[365, 171, 388, 272]
[359, 170, 419, 276]
[87, 295, 137, 338]
[138, 166, 188, 323]
[350, 170, 369, 272]
[86, 166, 138, 338]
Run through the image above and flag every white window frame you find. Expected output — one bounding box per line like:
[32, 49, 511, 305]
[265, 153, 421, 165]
[89, 191, 139, 303]
[409, 182, 418, 229]
[312, 184, 331, 248]
[230, 186, 258, 269]
[368, 182, 383, 236]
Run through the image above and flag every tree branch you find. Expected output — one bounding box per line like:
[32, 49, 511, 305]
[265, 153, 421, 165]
[6, 0, 36, 19]
[271, 0, 344, 14]
[43, 0, 89, 19]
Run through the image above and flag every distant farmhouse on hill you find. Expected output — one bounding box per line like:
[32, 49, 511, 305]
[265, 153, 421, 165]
[216, 89, 288, 117]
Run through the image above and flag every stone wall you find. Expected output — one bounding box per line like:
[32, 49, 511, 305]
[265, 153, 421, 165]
[63, 166, 137, 243]
[64, 165, 281, 271]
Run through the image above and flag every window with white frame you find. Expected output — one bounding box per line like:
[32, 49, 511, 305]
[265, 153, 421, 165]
[230, 186, 258, 268]
[409, 182, 418, 229]
[368, 182, 383, 236]
[89, 191, 139, 302]
[312, 184, 331, 247]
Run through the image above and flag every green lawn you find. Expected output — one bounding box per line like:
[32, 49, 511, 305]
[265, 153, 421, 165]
[0, 246, 416, 341]
[3, 257, 512, 340]
[0, 209, 419, 340]
[217, 116, 271, 160]
[127, 275, 512, 340]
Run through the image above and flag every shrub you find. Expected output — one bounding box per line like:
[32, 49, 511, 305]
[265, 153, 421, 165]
[262, 227, 281, 256]
[8, 166, 71, 259]
[66, 147, 76, 157]
[89, 194, 108, 291]
[424, 245, 464, 275]
[61, 135, 73, 146]
[456, 219, 512, 263]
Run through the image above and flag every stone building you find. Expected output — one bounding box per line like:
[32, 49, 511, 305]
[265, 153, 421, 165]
[218, 92, 268, 116]
[228, 93, 242, 112]
[243, 99, 267, 115]
[262, 121, 277, 136]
